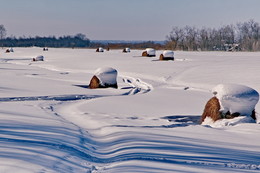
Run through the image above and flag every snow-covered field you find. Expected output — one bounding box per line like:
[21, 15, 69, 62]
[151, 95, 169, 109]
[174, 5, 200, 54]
[1, 47, 260, 173]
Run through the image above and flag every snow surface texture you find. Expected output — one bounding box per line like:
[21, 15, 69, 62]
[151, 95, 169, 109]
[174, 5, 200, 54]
[94, 67, 118, 85]
[1, 48, 260, 173]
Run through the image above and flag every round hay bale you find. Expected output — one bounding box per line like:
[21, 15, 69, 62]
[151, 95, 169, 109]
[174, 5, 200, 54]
[146, 48, 156, 57]
[123, 48, 131, 53]
[96, 47, 104, 52]
[33, 55, 44, 61]
[201, 84, 259, 123]
[159, 50, 174, 60]
[89, 67, 118, 89]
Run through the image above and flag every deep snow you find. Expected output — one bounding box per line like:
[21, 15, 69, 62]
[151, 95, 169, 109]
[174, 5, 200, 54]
[1, 47, 260, 173]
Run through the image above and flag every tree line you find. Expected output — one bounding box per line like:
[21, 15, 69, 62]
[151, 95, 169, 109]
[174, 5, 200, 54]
[166, 19, 260, 51]
[1, 20, 260, 51]
[0, 26, 90, 48]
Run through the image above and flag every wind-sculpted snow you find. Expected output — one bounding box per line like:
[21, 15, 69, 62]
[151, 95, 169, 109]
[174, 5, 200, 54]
[1, 109, 260, 172]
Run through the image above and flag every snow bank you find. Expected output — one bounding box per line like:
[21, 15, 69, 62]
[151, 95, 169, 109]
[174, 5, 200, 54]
[212, 84, 259, 117]
[94, 67, 118, 86]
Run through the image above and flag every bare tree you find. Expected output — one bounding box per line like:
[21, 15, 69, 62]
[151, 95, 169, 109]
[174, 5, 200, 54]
[183, 26, 198, 51]
[0, 25, 7, 48]
[166, 26, 184, 50]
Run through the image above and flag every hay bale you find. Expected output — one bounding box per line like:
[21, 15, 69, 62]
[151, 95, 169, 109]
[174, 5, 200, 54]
[5, 48, 13, 53]
[159, 50, 174, 60]
[33, 55, 44, 61]
[142, 48, 156, 57]
[89, 67, 118, 89]
[123, 48, 131, 53]
[201, 84, 259, 124]
[96, 47, 104, 52]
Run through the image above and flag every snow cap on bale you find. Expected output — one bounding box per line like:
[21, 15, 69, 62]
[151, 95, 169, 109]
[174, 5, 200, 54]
[33, 55, 44, 61]
[146, 48, 156, 56]
[163, 50, 174, 58]
[212, 83, 259, 117]
[95, 67, 117, 85]
[89, 67, 118, 89]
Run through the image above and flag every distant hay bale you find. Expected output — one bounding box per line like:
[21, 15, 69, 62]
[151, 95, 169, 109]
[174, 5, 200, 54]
[89, 67, 118, 89]
[123, 48, 131, 53]
[33, 55, 44, 61]
[5, 48, 13, 53]
[159, 50, 174, 61]
[96, 47, 104, 52]
[142, 48, 156, 57]
[201, 84, 259, 124]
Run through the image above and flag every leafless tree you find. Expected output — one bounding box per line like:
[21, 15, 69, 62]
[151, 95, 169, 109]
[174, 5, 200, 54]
[0, 24, 6, 48]
[166, 26, 184, 50]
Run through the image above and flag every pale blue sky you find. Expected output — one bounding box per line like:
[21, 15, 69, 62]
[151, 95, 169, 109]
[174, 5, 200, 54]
[1, 0, 260, 40]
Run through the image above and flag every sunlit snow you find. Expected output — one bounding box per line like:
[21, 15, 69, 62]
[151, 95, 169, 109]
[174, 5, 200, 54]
[1, 47, 260, 173]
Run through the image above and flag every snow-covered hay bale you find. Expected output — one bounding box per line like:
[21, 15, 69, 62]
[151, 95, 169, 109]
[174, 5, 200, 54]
[123, 48, 131, 53]
[142, 48, 156, 57]
[89, 67, 118, 89]
[5, 48, 14, 53]
[159, 50, 174, 60]
[33, 55, 44, 61]
[96, 47, 104, 52]
[201, 84, 259, 123]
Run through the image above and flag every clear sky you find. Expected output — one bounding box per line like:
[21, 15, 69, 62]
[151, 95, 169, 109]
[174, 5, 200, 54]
[1, 0, 260, 41]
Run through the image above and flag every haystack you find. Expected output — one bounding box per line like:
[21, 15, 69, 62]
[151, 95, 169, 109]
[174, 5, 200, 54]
[201, 84, 259, 123]
[159, 50, 174, 61]
[89, 67, 118, 89]
[96, 47, 104, 52]
[33, 55, 44, 61]
[123, 48, 131, 53]
[142, 48, 156, 57]
[5, 48, 14, 53]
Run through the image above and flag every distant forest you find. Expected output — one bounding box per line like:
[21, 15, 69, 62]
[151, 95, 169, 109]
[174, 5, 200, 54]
[0, 33, 91, 48]
[1, 19, 260, 51]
